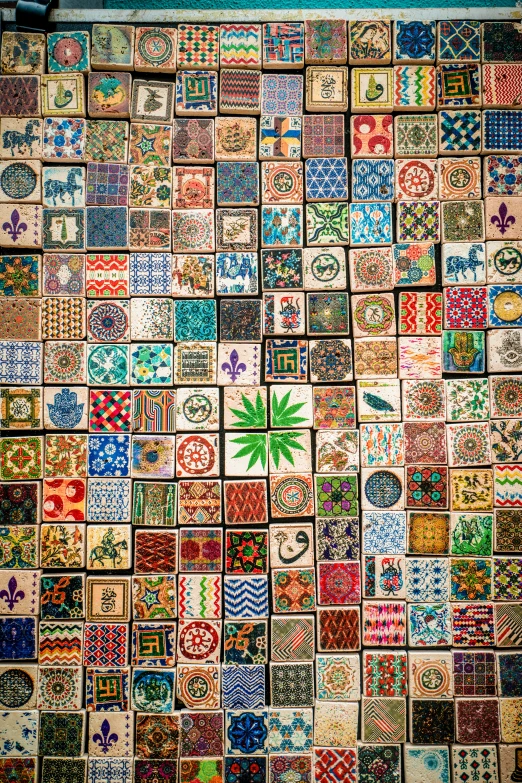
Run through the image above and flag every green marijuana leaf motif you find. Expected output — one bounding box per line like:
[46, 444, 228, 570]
[229, 391, 266, 428]
[269, 431, 306, 469]
[271, 390, 307, 428]
[230, 433, 267, 471]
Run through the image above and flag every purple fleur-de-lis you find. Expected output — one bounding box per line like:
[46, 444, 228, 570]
[221, 349, 246, 382]
[0, 576, 25, 611]
[491, 202, 516, 236]
[2, 209, 28, 242]
[92, 718, 118, 754]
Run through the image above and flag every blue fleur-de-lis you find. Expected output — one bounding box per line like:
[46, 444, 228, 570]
[0, 575, 25, 611]
[2, 209, 27, 241]
[92, 718, 118, 754]
[491, 202, 516, 236]
[221, 349, 246, 382]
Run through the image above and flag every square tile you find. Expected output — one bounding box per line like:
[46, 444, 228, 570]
[410, 699, 455, 743]
[437, 63, 481, 108]
[352, 67, 393, 112]
[349, 20, 391, 64]
[453, 650, 497, 696]
[303, 113, 344, 158]
[88, 72, 130, 119]
[393, 65, 436, 110]
[173, 118, 214, 163]
[456, 698, 500, 743]
[220, 23, 262, 68]
[352, 159, 394, 202]
[259, 116, 301, 161]
[263, 23, 304, 68]
[362, 697, 406, 743]
[443, 329, 486, 373]
[314, 702, 358, 747]
[91, 24, 134, 69]
[394, 114, 438, 157]
[438, 20, 481, 62]
[351, 114, 393, 158]
[362, 601, 407, 645]
[394, 20, 435, 62]
[262, 73, 303, 114]
[404, 746, 449, 783]
[177, 24, 219, 70]
[175, 71, 217, 116]
[306, 66, 348, 112]
[305, 19, 347, 64]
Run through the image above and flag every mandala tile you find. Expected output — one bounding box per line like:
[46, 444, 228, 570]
[452, 602, 496, 647]
[403, 422, 446, 465]
[404, 746, 450, 783]
[134, 759, 178, 783]
[0, 436, 43, 481]
[36, 665, 82, 710]
[223, 619, 266, 666]
[410, 651, 453, 699]
[270, 662, 314, 707]
[178, 619, 222, 664]
[180, 711, 224, 757]
[316, 653, 360, 700]
[310, 338, 353, 382]
[452, 651, 497, 697]
[177, 663, 220, 709]
[447, 422, 492, 467]
[268, 708, 313, 753]
[313, 748, 356, 783]
[132, 574, 177, 621]
[438, 20, 481, 62]
[411, 699, 455, 743]
[270, 755, 312, 783]
[395, 114, 438, 157]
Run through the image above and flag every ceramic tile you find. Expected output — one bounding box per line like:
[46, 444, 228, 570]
[306, 66, 348, 112]
[91, 24, 134, 70]
[394, 20, 436, 63]
[263, 23, 304, 68]
[303, 113, 345, 158]
[351, 114, 393, 158]
[394, 114, 438, 157]
[220, 23, 262, 68]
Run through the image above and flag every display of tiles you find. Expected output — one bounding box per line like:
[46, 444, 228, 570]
[0, 17, 521, 775]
